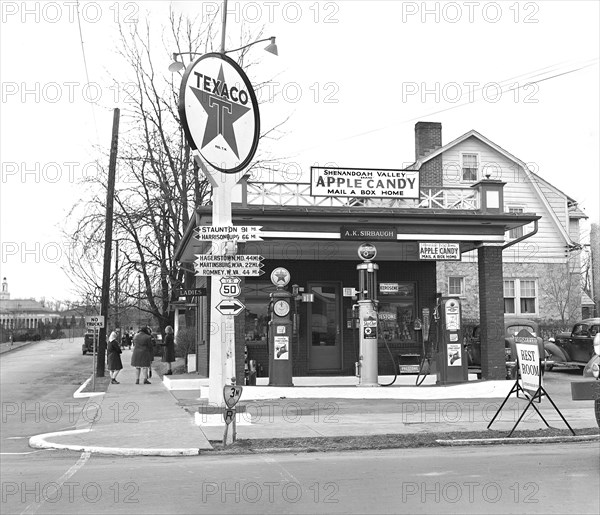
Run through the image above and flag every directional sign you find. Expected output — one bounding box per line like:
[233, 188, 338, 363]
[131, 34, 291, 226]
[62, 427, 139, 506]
[220, 277, 241, 297]
[85, 315, 105, 329]
[223, 385, 243, 408]
[195, 225, 264, 242]
[176, 288, 207, 297]
[194, 254, 264, 277]
[216, 299, 245, 316]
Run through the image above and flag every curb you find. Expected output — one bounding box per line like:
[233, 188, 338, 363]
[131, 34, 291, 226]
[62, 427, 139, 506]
[0, 340, 37, 355]
[436, 434, 600, 446]
[74, 376, 105, 398]
[29, 428, 202, 456]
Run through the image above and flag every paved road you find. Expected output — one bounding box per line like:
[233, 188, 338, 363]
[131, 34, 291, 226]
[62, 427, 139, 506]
[2, 443, 597, 514]
[2, 341, 598, 514]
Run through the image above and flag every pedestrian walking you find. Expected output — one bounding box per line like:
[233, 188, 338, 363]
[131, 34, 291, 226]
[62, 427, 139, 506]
[107, 328, 123, 384]
[162, 326, 175, 375]
[131, 326, 154, 384]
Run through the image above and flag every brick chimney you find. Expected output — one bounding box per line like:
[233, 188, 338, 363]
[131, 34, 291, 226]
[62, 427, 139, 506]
[415, 122, 443, 187]
[415, 121, 442, 159]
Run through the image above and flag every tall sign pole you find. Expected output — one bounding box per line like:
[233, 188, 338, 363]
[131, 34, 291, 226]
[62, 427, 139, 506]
[179, 31, 261, 402]
[97, 108, 120, 377]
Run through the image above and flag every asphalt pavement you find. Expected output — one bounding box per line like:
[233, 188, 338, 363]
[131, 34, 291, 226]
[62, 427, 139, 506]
[28, 349, 600, 456]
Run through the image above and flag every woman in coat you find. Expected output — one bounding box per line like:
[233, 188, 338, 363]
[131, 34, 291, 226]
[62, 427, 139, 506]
[107, 328, 123, 384]
[162, 326, 175, 375]
[131, 326, 154, 384]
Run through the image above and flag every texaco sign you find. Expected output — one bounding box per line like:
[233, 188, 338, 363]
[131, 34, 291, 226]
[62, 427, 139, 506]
[179, 53, 260, 174]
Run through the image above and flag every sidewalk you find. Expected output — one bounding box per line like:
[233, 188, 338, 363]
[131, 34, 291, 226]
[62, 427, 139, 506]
[29, 358, 600, 456]
[29, 350, 213, 456]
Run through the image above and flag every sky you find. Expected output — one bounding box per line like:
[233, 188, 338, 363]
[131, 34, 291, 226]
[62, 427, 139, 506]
[1, 0, 599, 302]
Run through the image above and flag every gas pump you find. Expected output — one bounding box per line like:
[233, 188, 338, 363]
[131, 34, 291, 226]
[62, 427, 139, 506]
[436, 296, 468, 385]
[268, 267, 293, 386]
[356, 243, 379, 387]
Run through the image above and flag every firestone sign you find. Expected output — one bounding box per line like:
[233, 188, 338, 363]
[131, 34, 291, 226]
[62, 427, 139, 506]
[310, 167, 419, 199]
[179, 53, 260, 174]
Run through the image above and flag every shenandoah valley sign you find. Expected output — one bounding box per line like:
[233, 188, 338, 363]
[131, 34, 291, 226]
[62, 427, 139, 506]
[310, 166, 419, 199]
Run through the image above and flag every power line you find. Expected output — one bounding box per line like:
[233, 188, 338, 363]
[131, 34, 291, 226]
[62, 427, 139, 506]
[76, 0, 100, 144]
[292, 58, 599, 155]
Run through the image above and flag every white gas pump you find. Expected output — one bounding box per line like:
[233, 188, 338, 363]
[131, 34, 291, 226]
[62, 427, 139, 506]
[356, 243, 379, 387]
[435, 296, 468, 385]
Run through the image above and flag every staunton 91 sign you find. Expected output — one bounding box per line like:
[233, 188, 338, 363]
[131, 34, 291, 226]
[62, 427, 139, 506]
[179, 53, 260, 174]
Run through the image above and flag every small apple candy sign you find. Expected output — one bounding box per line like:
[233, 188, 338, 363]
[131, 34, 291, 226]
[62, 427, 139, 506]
[179, 53, 260, 174]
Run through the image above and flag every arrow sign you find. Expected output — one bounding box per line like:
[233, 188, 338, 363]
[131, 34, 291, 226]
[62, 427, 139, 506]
[216, 299, 245, 316]
[195, 225, 264, 242]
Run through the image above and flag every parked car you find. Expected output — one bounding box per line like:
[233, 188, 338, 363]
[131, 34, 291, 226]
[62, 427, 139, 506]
[546, 318, 600, 368]
[465, 318, 549, 379]
[82, 332, 96, 355]
[571, 333, 600, 428]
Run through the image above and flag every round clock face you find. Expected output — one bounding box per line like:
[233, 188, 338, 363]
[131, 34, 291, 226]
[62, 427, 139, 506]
[273, 300, 290, 317]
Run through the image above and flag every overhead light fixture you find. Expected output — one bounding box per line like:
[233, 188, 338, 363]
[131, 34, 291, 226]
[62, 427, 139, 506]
[168, 58, 185, 73]
[263, 37, 278, 56]
[225, 36, 279, 57]
[168, 37, 278, 72]
[168, 51, 203, 73]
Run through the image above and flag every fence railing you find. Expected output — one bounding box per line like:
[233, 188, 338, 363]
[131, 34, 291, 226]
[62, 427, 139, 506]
[244, 182, 480, 210]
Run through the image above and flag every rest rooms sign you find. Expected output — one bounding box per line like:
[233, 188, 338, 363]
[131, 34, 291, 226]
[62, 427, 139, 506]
[419, 243, 460, 260]
[310, 167, 419, 199]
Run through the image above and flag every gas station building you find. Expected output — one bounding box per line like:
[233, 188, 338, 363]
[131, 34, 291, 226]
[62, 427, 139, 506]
[175, 122, 540, 383]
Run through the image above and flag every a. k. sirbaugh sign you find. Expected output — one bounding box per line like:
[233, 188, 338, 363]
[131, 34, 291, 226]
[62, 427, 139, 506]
[310, 167, 419, 199]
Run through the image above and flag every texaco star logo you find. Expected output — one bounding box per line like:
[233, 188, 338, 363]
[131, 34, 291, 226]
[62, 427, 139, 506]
[179, 53, 260, 174]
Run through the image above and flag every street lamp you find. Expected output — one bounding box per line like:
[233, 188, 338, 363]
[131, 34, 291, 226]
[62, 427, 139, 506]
[168, 37, 278, 72]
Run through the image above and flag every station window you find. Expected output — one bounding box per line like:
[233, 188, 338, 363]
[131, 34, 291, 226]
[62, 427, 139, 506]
[448, 277, 464, 296]
[243, 281, 277, 343]
[377, 282, 417, 345]
[504, 279, 538, 316]
[461, 153, 479, 182]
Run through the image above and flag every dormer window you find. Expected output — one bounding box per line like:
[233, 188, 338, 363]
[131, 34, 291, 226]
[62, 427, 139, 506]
[461, 153, 478, 182]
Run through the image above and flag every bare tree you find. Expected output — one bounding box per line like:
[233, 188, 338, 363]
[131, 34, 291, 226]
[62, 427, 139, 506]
[540, 259, 584, 324]
[63, 8, 287, 333]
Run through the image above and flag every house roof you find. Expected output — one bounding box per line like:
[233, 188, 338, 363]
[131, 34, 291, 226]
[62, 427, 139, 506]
[0, 298, 55, 314]
[414, 129, 581, 247]
[582, 292, 596, 307]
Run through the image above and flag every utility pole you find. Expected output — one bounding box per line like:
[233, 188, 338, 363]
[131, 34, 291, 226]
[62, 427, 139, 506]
[97, 108, 120, 377]
[115, 240, 119, 329]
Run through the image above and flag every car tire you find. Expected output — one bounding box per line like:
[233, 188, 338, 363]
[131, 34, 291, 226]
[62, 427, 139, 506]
[595, 398, 600, 429]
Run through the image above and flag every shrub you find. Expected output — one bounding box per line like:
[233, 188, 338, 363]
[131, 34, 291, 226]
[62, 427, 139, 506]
[175, 327, 196, 358]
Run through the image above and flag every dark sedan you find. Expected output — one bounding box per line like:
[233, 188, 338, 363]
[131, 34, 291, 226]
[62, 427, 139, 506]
[546, 318, 600, 368]
[466, 318, 547, 379]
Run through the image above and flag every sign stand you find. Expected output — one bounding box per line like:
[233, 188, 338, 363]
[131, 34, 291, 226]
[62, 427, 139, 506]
[85, 316, 105, 392]
[222, 385, 243, 446]
[487, 360, 575, 437]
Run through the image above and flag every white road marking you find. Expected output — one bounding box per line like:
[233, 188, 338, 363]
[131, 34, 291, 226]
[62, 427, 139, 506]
[21, 451, 91, 515]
